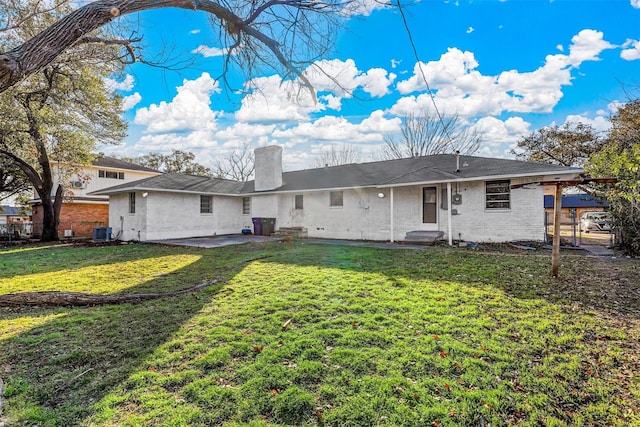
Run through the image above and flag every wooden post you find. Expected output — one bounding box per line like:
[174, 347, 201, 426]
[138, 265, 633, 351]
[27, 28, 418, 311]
[551, 184, 563, 277]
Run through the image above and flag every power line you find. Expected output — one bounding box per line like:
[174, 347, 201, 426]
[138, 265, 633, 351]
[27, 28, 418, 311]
[395, 0, 456, 152]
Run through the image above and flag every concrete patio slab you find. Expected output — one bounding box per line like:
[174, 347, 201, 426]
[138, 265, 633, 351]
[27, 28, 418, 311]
[305, 239, 433, 250]
[148, 234, 282, 248]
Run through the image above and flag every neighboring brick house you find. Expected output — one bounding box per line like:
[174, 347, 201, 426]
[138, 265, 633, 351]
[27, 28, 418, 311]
[0, 205, 32, 237]
[31, 156, 159, 238]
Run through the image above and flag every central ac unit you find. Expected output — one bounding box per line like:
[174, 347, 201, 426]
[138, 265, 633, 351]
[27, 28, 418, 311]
[63, 229, 73, 237]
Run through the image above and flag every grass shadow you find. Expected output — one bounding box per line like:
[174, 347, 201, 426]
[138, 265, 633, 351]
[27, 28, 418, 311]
[0, 242, 274, 425]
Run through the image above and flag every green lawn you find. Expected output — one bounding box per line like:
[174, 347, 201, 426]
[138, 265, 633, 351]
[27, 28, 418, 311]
[0, 242, 638, 426]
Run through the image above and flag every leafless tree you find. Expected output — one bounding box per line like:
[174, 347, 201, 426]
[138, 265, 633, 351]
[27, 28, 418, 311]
[125, 150, 212, 176]
[215, 142, 254, 182]
[382, 110, 481, 159]
[313, 144, 361, 167]
[0, 0, 347, 96]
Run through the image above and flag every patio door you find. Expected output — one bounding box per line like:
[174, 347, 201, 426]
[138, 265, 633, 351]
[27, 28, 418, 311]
[423, 187, 437, 224]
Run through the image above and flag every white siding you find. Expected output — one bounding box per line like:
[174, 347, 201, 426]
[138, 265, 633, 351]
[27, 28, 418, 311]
[446, 178, 545, 242]
[275, 188, 393, 241]
[109, 192, 148, 241]
[107, 178, 546, 243]
[109, 192, 246, 241]
[56, 164, 159, 201]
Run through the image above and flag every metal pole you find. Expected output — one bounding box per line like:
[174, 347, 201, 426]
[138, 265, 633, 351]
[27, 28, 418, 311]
[390, 187, 394, 243]
[552, 184, 563, 277]
[571, 209, 577, 247]
[447, 182, 453, 246]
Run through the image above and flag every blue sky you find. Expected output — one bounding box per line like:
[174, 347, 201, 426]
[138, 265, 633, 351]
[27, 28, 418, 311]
[101, 0, 640, 171]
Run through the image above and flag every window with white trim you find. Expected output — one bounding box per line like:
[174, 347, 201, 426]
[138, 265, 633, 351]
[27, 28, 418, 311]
[200, 195, 213, 214]
[485, 180, 511, 209]
[423, 187, 437, 223]
[330, 191, 343, 207]
[128, 192, 136, 214]
[242, 197, 251, 215]
[99, 170, 124, 179]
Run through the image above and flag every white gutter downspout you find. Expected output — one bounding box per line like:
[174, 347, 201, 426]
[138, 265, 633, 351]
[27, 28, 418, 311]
[447, 182, 453, 246]
[390, 187, 395, 243]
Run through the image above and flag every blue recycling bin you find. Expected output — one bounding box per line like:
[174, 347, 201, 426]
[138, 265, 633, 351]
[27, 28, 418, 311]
[252, 218, 263, 236]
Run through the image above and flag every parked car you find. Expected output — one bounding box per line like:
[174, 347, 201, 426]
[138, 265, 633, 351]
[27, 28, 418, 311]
[579, 211, 612, 233]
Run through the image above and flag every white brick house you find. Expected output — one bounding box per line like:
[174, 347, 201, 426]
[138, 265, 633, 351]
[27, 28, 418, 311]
[94, 146, 583, 243]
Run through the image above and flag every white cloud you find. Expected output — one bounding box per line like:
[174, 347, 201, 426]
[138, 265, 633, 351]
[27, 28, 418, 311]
[213, 122, 276, 141]
[357, 68, 397, 97]
[134, 72, 221, 133]
[104, 74, 135, 91]
[621, 39, 640, 60]
[472, 116, 531, 157]
[122, 92, 141, 110]
[272, 110, 399, 145]
[556, 44, 564, 52]
[304, 59, 395, 98]
[235, 75, 319, 123]
[189, 29, 201, 34]
[235, 59, 395, 123]
[563, 113, 611, 133]
[340, 0, 388, 17]
[394, 30, 614, 117]
[391, 59, 402, 69]
[466, 26, 474, 34]
[192, 45, 230, 57]
[566, 29, 614, 66]
[632, 0, 640, 8]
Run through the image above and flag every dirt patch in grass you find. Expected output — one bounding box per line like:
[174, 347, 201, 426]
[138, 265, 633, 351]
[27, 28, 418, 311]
[0, 242, 638, 426]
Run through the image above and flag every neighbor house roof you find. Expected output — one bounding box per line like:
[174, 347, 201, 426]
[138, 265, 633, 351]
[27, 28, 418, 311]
[0, 206, 30, 216]
[93, 154, 582, 196]
[92, 155, 158, 173]
[544, 194, 609, 209]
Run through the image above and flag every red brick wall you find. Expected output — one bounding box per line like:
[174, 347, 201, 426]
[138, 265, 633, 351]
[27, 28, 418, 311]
[31, 203, 108, 238]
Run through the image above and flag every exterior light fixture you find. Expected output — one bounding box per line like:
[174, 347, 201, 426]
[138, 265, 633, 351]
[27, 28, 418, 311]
[377, 192, 385, 198]
[142, 192, 149, 197]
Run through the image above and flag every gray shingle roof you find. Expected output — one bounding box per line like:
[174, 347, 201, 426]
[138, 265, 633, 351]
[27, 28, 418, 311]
[92, 155, 158, 173]
[242, 154, 582, 193]
[94, 154, 582, 196]
[94, 174, 245, 195]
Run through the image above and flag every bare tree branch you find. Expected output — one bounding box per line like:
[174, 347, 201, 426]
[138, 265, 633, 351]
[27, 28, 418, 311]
[382, 110, 481, 160]
[313, 144, 361, 167]
[0, 0, 341, 95]
[215, 142, 255, 181]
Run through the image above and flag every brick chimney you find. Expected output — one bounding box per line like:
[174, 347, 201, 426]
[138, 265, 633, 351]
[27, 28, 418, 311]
[254, 145, 283, 191]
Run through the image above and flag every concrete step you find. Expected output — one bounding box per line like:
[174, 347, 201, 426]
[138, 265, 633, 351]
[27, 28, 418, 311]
[404, 230, 444, 245]
[272, 227, 308, 239]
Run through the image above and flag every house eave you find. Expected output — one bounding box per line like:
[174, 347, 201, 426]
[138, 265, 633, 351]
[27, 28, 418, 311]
[375, 168, 584, 189]
[92, 187, 242, 197]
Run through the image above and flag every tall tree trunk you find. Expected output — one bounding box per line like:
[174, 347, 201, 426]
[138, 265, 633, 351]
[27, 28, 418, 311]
[40, 194, 58, 241]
